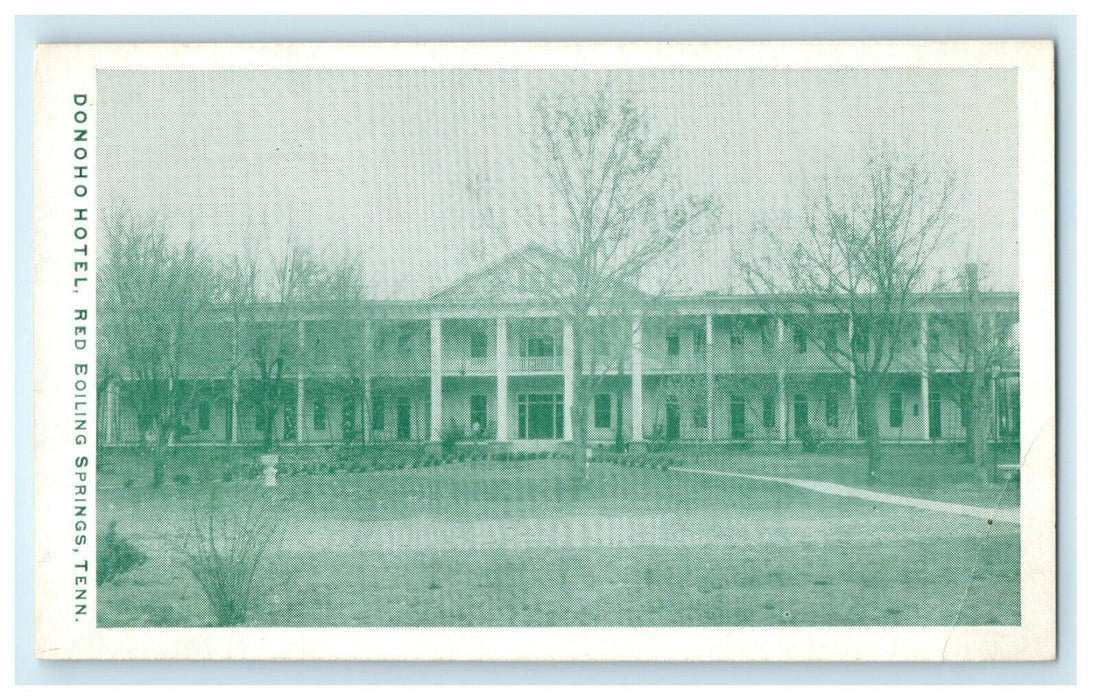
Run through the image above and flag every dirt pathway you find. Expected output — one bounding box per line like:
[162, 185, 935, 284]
[670, 467, 1021, 525]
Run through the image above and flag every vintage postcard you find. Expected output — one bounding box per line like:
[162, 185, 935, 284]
[33, 41, 1055, 661]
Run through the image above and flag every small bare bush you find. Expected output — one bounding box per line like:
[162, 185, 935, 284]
[173, 487, 281, 626]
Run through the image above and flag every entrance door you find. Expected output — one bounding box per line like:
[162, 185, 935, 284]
[666, 398, 680, 441]
[730, 395, 746, 440]
[396, 397, 412, 441]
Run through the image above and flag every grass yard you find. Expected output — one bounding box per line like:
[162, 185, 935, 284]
[96, 451, 1020, 628]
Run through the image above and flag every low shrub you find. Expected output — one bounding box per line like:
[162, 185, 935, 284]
[97, 521, 148, 585]
[173, 487, 281, 627]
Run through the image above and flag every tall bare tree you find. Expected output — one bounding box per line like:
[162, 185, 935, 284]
[99, 211, 220, 487]
[471, 89, 717, 480]
[740, 149, 958, 481]
[935, 263, 1020, 478]
[223, 231, 329, 453]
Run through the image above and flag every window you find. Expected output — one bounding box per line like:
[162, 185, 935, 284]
[594, 394, 612, 429]
[761, 324, 773, 349]
[730, 395, 746, 440]
[929, 392, 942, 439]
[694, 328, 706, 356]
[666, 333, 680, 357]
[470, 330, 488, 359]
[523, 335, 556, 358]
[889, 392, 903, 428]
[730, 330, 744, 347]
[470, 395, 488, 435]
[825, 392, 839, 428]
[692, 395, 708, 430]
[313, 397, 327, 431]
[793, 326, 808, 353]
[197, 401, 210, 431]
[762, 396, 776, 429]
[928, 331, 941, 355]
[793, 394, 809, 433]
[371, 394, 385, 431]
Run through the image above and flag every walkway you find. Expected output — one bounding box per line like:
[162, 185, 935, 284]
[670, 466, 1021, 525]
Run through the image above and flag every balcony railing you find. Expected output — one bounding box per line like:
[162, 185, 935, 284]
[512, 355, 563, 372]
[443, 356, 495, 375]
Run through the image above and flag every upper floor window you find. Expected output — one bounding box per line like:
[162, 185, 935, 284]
[470, 330, 488, 359]
[928, 331, 940, 355]
[693, 328, 706, 356]
[313, 397, 327, 431]
[793, 326, 808, 353]
[666, 333, 680, 357]
[524, 335, 556, 358]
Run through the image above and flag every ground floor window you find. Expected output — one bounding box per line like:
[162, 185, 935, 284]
[197, 401, 210, 431]
[313, 397, 327, 431]
[666, 397, 681, 440]
[793, 393, 808, 434]
[929, 392, 942, 439]
[518, 393, 564, 439]
[594, 394, 612, 429]
[283, 404, 295, 440]
[470, 394, 488, 435]
[692, 394, 707, 430]
[825, 392, 839, 428]
[371, 394, 385, 431]
[730, 395, 746, 440]
[761, 395, 776, 429]
[889, 392, 903, 428]
[396, 397, 412, 440]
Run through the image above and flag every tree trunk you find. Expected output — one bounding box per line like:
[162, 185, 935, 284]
[859, 386, 881, 483]
[971, 379, 990, 483]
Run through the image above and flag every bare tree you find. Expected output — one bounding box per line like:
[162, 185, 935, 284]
[223, 231, 329, 453]
[935, 263, 1020, 478]
[740, 149, 958, 481]
[99, 211, 219, 487]
[470, 89, 717, 480]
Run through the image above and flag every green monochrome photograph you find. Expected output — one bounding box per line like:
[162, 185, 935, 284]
[32, 41, 1056, 661]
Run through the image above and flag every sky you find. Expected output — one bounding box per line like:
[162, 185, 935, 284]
[97, 68, 1018, 298]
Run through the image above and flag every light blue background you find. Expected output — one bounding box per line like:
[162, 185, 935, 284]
[14, 14, 1077, 685]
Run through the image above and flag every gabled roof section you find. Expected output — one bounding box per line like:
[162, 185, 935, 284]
[429, 243, 648, 307]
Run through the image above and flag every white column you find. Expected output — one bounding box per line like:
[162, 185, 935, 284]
[919, 312, 930, 441]
[430, 314, 442, 443]
[296, 320, 305, 443]
[990, 373, 999, 441]
[848, 314, 858, 440]
[105, 380, 116, 445]
[631, 311, 644, 444]
[776, 317, 787, 442]
[496, 316, 508, 442]
[363, 318, 372, 444]
[705, 314, 714, 442]
[562, 318, 574, 442]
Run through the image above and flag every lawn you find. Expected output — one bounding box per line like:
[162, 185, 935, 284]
[96, 451, 1021, 628]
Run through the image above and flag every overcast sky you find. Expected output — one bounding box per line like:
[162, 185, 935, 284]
[98, 68, 1018, 298]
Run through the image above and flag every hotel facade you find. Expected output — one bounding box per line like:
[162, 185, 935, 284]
[98, 250, 1021, 451]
